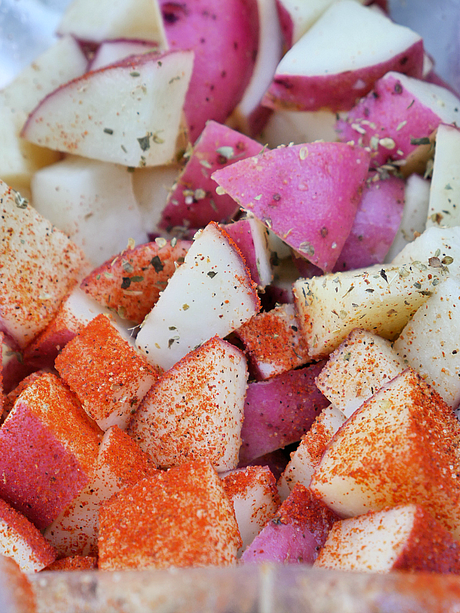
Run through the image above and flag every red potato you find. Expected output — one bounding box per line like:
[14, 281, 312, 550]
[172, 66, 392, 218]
[228, 0, 283, 137]
[278, 404, 346, 500]
[316, 329, 406, 418]
[159, 0, 260, 142]
[0, 35, 88, 117]
[241, 483, 338, 564]
[23, 287, 132, 368]
[31, 156, 148, 266]
[128, 336, 248, 472]
[88, 39, 160, 71]
[57, 0, 168, 47]
[0, 498, 56, 573]
[2, 372, 46, 420]
[234, 303, 310, 380]
[212, 142, 370, 272]
[0, 180, 87, 349]
[0, 106, 60, 195]
[80, 238, 190, 324]
[0, 372, 102, 529]
[21, 50, 193, 167]
[44, 425, 158, 558]
[263, 0, 423, 113]
[55, 314, 160, 431]
[239, 362, 328, 465]
[135, 222, 260, 372]
[159, 121, 263, 232]
[332, 172, 405, 272]
[221, 465, 280, 555]
[222, 217, 273, 288]
[98, 460, 241, 569]
[315, 504, 460, 574]
[336, 72, 460, 170]
[311, 368, 460, 539]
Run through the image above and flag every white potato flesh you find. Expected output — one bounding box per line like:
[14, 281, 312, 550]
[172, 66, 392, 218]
[275, 1, 421, 77]
[0, 180, 86, 348]
[317, 329, 406, 418]
[89, 41, 159, 71]
[426, 123, 460, 228]
[385, 173, 430, 263]
[277, 404, 345, 500]
[260, 109, 338, 148]
[278, 0, 365, 45]
[57, 0, 168, 48]
[132, 164, 180, 232]
[314, 505, 429, 572]
[394, 276, 460, 409]
[136, 222, 259, 371]
[22, 51, 193, 168]
[391, 226, 460, 267]
[31, 156, 148, 265]
[294, 261, 449, 359]
[232, 0, 283, 128]
[0, 35, 88, 116]
[128, 337, 247, 472]
[311, 368, 460, 538]
[0, 105, 59, 192]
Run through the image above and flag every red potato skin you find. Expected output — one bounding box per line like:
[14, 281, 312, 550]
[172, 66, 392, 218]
[223, 219, 266, 287]
[262, 40, 424, 112]
[160, 0, 259, 143]
[274, 1, 294, 50]
[335, 73, 444, 168]
[212, 142, 371, 272]
[239, 362, 329, 465]
[241, 483, 338, 564]
[159, 121, 262, 232]
[333, 172, 405, 272]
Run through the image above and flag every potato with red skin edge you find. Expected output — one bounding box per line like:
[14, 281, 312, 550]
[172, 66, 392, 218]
[88, 39, 160, 71]
[98, 460, 241, 569]
[135, 222, 260, 372]
[23, 287, 130, 369]
[335, 72, 460, 169]
[222, 217, 273, 289]
[212, 142, 370, 273]
[234, 303, 310, 380]
[0, 180, 87, 349]
[55, 314, 160, 431]
[128, 336, 247, 472]
[80, 239, 191, 325]
[160, 0, 259, 143]
[263, 1, 423, 113]
[0, 372, 102, 530]
[21, 50, 193, 168]
[241, 483, 338, 564]
[333, 173, 405, 272]
[315, 504, 460, 574]
[221, 465, 280, 556]
[159, 120, 263, 232]
[311, 368, 460, 539]
[44, 425, 158, 558]
[239, 363, 328, 465]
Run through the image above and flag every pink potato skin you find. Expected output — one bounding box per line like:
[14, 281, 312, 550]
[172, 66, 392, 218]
[223, 219, 264, 287]
[275, 1, 294, 50]
[241, 521, 318, 563]
[335, 73, 445, 168]
[262, 41, 424, 112]
[0, 403, 90, 529]
[239, 362, 328, 465]
[160, 1, 259, 143]
[212, 142, 370, 272]
[333, 173, 405, 271]
[159, 121, 262, 231]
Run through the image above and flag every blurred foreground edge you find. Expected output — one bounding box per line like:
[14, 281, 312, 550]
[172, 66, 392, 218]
[28, 564, 460, 613]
